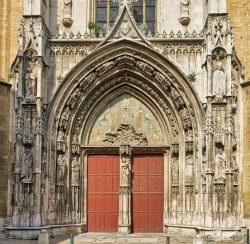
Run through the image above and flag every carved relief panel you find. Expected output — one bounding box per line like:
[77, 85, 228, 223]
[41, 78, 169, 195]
[89, 94, 164, 146]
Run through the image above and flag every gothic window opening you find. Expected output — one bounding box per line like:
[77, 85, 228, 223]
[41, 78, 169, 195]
[96, 0, 119, 29]
[95, 0, 156, 33]
[133, 0, 156, 33]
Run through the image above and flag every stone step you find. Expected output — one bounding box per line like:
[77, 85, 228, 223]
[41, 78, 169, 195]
[57, 233, 170, 244]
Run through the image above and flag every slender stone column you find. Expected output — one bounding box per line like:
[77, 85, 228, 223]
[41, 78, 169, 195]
[118, 145, 131, 233]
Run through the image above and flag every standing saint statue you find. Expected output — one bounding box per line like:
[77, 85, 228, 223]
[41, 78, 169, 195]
[186, 154, 193, 183]
[214, 148, 226, 181]
[25, 67, 36, 98]
[121, 157, 130, 186]
[213, 64, 226, 98]
[21, 149, 33, 182]
[57, 155, 66, 184]
[71, 157, 80, 186]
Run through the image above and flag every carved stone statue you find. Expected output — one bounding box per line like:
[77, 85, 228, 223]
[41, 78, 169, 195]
[172, 157, 179, 184]
[121, 157, 130, 186]
[214, 148, 226, 181]
[72, 133, 79, 144]
[21, 149, 33, 182]
[57, 129, 66, 152]
[57, 155, 66, 184]
[62, 0, 73, 27]
[41, 151, 47, 183]
[71, 157, 80, 186]
[179, 0, 190, 25]
[186, 154, 193, 183]
[59, 106, 71, 129]
[213, 67, 226, 98]
[25, 67, 36, 99]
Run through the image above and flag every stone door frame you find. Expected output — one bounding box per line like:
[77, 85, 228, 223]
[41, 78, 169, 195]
[81, 145, 170, 233]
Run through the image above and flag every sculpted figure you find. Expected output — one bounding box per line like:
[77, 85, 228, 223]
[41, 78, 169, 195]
[57, 129, 65, 142]
[180, 0, 190, 16]
[172, 157, 179, 183]
[135, 107, 143, 133]
[59, 106, 71, 129]
[72, 133, 79, 144]
[62, 0, 73, 27]
[41, 151, 47, 182]
[57, 155, 66, 184]
[25, 67, 36, 98]
[213, 66, 226, 97]
[121, 157, 130, 185]
[179, 0, 190, 25]
[21, 149, 33, 182]
[97, 61, 115, 76]
[186, 154, 193, 183]
[71, 157, 80, 186]
[214, 148, 226, 181]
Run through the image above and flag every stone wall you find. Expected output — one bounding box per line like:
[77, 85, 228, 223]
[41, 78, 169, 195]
[0, 0, 23, 81]
[0, 81, 11, 219]
[242, 81, 250, 219]
[228, 0, 250, 80]
[228, 0, 250, 221]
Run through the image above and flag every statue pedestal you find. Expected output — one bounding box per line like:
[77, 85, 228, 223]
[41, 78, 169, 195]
[38, 229, 49, 244]
[119, 224, 130, 233]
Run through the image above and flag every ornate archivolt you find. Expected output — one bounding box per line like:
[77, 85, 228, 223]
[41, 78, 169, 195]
[46, 39, 204, 226]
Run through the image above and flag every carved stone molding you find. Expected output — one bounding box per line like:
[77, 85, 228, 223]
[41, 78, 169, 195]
[103, 124, 148, 146]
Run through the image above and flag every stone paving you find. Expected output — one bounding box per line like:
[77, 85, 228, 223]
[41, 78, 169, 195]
[0, 232, 247, 244]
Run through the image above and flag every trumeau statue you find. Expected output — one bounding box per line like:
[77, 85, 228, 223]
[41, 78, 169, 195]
[121, 157, 130, 186]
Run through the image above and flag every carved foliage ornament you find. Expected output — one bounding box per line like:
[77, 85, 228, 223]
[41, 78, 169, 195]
[103, 124, 148, 146]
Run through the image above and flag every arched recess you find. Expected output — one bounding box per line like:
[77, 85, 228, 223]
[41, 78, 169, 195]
[47, 39, 205, 228]
[83, 88, 168, 146]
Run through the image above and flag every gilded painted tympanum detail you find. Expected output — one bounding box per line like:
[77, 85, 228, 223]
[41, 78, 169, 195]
[90, 95, 164, 146]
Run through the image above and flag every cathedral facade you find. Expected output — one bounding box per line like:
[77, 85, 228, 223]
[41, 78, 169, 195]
[1, 0, 250, 241]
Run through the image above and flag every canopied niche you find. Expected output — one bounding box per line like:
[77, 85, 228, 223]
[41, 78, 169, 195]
[89, 94, 164, 146]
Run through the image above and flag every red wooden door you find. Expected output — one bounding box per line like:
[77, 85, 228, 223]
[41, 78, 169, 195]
[132, 155, 164, 232]
[88, 155, 119, 232]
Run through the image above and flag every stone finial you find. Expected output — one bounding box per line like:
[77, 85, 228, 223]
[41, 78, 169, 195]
[113, 0, 138, 7]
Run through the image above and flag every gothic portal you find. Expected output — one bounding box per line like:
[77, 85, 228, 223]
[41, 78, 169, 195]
[5, 0, 246, 242]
